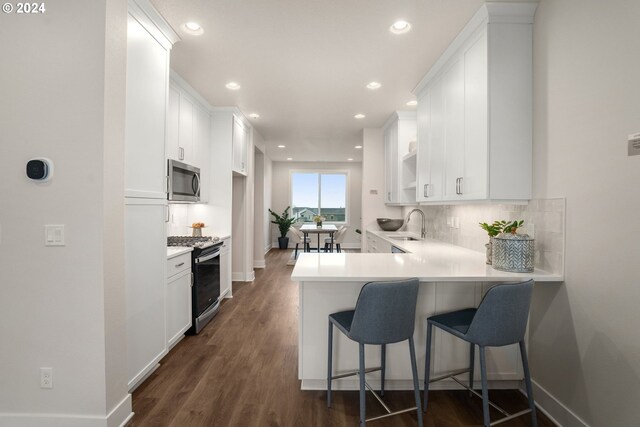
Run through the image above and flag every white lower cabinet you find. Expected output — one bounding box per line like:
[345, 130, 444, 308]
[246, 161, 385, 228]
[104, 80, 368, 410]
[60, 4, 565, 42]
[125, 199, 167, 390]
[166, 253, 192, 349]
[365, 231, 391, 253]
[220, 237, 232, 298]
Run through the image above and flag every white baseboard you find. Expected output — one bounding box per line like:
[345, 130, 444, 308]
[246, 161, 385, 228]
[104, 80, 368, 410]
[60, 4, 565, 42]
[264, 244, 272, 255]
[254, 259, 266, 268]
[0, 394, 133, 427]
[232, 271, 255, 282]
[519, 380, 590, 427]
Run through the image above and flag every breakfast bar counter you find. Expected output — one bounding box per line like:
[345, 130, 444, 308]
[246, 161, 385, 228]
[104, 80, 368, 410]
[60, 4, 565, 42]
[291, 232, 563, 391]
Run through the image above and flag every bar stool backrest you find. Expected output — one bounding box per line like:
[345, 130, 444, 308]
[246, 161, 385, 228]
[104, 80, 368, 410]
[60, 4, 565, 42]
[465, 279, 534, 347]
[349, 278, 419, 345]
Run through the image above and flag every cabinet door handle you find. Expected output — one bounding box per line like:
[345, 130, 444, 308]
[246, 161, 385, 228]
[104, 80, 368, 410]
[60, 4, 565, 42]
[456, 177, 464, 195]
[179, 147, 184, 160]
[388, 191, 391, 201]
[423, 184, 429, 198]
[175, 262, 185, 267]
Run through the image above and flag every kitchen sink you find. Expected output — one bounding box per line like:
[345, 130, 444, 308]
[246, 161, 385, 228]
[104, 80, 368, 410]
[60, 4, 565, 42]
[384, 233, 421, 241]
[389, 236, 421, 242]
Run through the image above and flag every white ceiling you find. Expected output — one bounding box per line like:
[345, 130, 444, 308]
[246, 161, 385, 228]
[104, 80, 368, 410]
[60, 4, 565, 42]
[150, 0, 486, 162]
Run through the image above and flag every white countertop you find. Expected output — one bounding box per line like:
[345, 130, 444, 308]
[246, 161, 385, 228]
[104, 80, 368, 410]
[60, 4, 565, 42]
[291, 230, 563, 282]
[167, 246, 193, 259]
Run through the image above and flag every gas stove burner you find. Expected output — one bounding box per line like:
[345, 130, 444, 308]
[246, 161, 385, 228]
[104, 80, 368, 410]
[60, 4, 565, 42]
[167, 235, 220, 248]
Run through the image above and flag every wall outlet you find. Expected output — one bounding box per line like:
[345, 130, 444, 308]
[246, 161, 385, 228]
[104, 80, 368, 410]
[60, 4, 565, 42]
[40, 367, 53, 389]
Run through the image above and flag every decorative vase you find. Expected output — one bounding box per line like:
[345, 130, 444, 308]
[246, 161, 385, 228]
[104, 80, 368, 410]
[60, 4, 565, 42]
[316, 221, 322, 228]
[192, 227, 202, 237]
[485, 237, 493, 265]
[492, 233, 534, 273]
[278, 236, 289, 249]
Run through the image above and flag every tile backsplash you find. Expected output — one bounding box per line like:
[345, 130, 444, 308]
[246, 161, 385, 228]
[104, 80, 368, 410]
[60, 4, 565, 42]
[402, 199, 565, 275]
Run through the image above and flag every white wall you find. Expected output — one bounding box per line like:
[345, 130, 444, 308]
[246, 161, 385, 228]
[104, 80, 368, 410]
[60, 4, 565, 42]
[361, 129, 403, 250]
[271, 161, 362, 248]
[253, 145, 266, 268]
[264, 155, 273, 254]
[526, 1, 640, 425]
[0, 0, 130, 425]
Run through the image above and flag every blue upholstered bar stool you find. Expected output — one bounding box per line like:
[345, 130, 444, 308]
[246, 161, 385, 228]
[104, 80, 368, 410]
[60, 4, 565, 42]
[327, 278, 423, 427]
[423, 279, 537, 427]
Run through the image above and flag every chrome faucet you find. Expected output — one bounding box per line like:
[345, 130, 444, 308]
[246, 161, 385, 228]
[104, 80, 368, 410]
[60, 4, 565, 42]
[406, 208, 426, 239]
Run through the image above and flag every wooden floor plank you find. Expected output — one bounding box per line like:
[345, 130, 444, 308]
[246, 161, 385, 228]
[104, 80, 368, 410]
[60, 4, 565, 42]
[129, 249, 553, 427]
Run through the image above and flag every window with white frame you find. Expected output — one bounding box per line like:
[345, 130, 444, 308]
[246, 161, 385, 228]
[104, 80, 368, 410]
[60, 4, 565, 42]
[291, 172, 348, 223]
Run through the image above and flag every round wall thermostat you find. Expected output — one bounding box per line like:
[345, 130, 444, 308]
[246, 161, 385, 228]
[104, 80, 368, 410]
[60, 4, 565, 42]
[26, 158, 54, 182]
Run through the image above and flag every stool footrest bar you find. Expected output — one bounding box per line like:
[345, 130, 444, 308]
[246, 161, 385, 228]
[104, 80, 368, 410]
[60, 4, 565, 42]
[364, 380, 391, 414]
[428, 368, 471, 383]
[366, 407, 418, 423]
[331, 366, 381, 380]
[489, 409, 532, 426]
[450, 376, 509, 417]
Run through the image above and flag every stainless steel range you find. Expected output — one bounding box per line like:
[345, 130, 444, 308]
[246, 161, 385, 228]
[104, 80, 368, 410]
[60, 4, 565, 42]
[168, 236, 223, 334]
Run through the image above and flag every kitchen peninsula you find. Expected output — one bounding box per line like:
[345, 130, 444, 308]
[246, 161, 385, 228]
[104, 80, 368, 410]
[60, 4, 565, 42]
[291, 230, 563, 391]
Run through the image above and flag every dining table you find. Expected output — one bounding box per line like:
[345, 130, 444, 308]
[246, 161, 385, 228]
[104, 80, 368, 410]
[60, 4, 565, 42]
[299, 224, 338, 253]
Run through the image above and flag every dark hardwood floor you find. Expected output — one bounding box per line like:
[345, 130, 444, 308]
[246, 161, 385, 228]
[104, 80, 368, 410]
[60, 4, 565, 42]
[129, 249, 553, 427]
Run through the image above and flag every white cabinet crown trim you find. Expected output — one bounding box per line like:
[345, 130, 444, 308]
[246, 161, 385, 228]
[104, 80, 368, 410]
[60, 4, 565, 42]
[413, 2, 537, 95]
[128, 0, 180, 49]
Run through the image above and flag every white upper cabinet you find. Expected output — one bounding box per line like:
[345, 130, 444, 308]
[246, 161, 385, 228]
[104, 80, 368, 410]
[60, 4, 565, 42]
[415, 2, 536, 203]
[383, 111, 417, 205]
[167, 75, 213, 202]
[232, 116, 248, 175]
[194, 104, 211, 203]
[124, 13, 170, 199]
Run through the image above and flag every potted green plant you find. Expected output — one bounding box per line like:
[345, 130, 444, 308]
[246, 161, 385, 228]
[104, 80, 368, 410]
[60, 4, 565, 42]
[479, 220, 507, 265]
[269, 206, 297, 249]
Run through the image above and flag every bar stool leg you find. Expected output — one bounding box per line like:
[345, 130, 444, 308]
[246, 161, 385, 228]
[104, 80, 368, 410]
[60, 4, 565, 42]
[469, 343, 475, 397]
[327, 321, 333, 408]
[359, 343, 366, 427]
[519, 340, 538, 427]
[479, 346, 490, 427]
[294, 243, 299, 259]
[409, 337, 424, 427]
[423, 323, 433, 412]
[380, 344, 386, 397]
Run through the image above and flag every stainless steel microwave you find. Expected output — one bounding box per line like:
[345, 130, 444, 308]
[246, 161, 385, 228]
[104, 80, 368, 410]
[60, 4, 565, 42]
[168, 159, 200, 202]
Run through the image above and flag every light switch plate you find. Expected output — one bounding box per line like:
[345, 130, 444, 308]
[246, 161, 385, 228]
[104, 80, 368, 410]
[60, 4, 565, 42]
[45, 225, 65, 246]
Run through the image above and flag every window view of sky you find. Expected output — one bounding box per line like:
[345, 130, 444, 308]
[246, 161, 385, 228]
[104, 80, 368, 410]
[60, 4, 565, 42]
[291, 172, 347, 222]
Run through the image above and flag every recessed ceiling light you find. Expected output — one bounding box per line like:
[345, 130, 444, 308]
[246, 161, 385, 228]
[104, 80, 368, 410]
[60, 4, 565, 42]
[355, 145, 363, 149]
[354, 114, 366, 119]
[390, 20, 412, 34]
[277, 145, 286, 148]
[225, 82, 241, 90]
[182, 22, 204, 35]
[347, 158, 354, 161]
[406, 100, 418, 106]
[287, 157, 293, 161]
[366, 81, 381, 90]
[248, 113, 260, 119]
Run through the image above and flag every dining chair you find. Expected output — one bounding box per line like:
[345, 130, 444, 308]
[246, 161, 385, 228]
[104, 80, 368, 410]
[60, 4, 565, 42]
[324, 225, 347, 252]
[290, 227, 310, 259]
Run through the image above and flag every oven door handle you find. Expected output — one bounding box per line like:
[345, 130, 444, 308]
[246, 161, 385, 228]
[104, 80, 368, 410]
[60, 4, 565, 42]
[195, 250, 220, 263]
